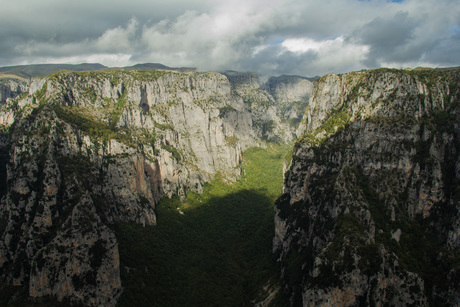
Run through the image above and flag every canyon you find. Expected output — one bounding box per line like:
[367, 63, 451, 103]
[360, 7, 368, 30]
[0, 65, 459, 306]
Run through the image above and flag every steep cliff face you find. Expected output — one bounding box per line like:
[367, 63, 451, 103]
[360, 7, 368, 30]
[275, 68, 460, 306]
[265, 75, 315, 104]
[223, 71, 314, 142]
[0, 106, 142, 304]
[266, 75, 314, 138]
[0, 77, 28, 103]
[0, 69, 307, 305]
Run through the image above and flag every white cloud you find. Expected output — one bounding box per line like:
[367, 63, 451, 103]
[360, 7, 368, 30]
[96, 18, 139, 52]
[282, 38, 330, 53]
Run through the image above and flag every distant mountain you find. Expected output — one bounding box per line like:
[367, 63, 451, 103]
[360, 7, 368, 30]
[0, 63, 197, 79]
[0, 63, 108, 78]
[121, 63, 196, 72]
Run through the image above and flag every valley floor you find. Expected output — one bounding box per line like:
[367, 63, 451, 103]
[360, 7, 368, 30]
[115, 144, 289, 306]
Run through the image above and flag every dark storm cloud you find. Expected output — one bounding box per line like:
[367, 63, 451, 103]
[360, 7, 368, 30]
[1, 0, 459, 76]
[349, 0, 460, 69]
[424, 31, 460, 65]
[351, 12, 419, 67]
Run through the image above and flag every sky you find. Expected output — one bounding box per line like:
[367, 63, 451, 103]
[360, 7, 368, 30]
[1, 0, 459, 77]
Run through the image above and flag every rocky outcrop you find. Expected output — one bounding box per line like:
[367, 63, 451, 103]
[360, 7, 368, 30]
[224, 72, 314, 143]
[0, 69, 308, 305]
[0, 77, 28, 103]
[0, 107, 134, 304]
[275, 68, 460, 306]
[265, 75, 314, 138]
[29, 193, 122, 305]
[265, 75, 314, 104]
[222, 71, 261, 89]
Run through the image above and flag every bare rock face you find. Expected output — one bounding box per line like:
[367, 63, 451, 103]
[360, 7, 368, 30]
[0, 108, 130, 305]
[29, 193, 121, 305]
[275, 68, 460, 306]
[0, 77, 28, 103]
[0, 69, 308, 305]
[265, 75, 314, 104]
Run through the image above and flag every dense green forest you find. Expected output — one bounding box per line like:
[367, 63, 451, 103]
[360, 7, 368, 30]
[115, 144, 289, 306]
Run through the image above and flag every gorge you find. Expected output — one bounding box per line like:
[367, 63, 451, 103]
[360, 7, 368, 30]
[0, 65, 459, 306]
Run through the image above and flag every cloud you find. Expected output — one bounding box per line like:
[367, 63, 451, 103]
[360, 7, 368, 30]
[0, 0, 459, 76]
[96, 18, 139, 52]
[349, 0, 460, 68]
[240, 36, 369, 76]
[350, 11, 418, 67]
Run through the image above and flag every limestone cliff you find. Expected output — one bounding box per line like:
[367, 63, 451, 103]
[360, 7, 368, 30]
[265, 75, 314, 138]
[223, 71, 314, 142]
[0, 69, 307, 305]
[265, 75, 315, 104]
[0, 77, 28, 103]
[275, 68, 460, 306]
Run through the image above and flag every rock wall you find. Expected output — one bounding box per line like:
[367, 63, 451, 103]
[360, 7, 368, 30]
[275, 68, 460, 306]
[265, 75, 314, 104]
[0, 77, 28, 104]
